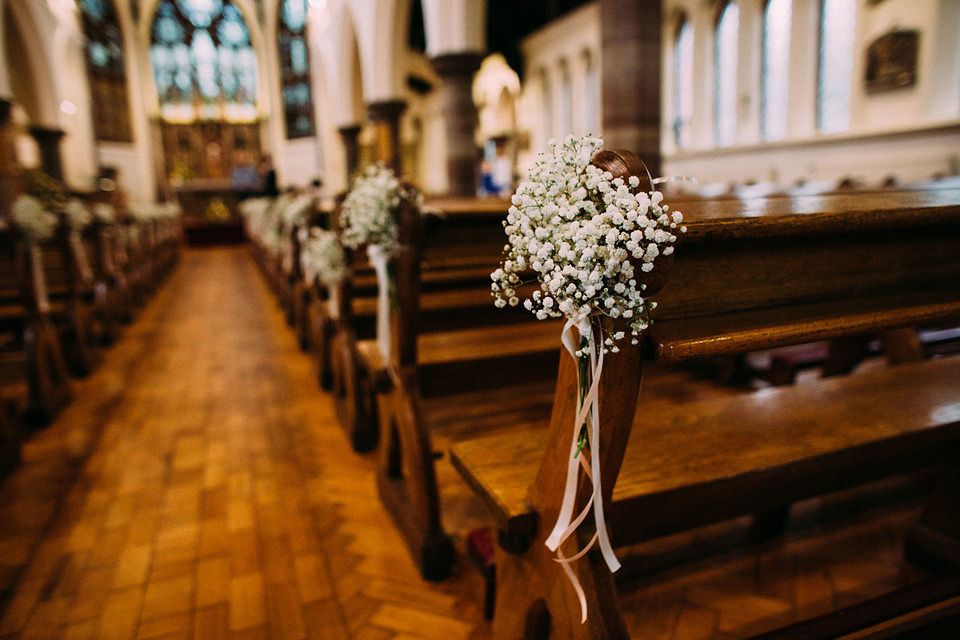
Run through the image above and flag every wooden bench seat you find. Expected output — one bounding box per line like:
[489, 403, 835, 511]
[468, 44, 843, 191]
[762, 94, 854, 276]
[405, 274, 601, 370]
[445, 152, 960, 639]
[451, 355, 960, 545]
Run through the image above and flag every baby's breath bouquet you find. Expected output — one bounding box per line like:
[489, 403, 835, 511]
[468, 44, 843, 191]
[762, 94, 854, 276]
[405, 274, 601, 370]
[12, 194, 59, 242]
[338, 164, 415, 359]
[494, 135, 686, 623]
[92, 202, 117, 224]
[300, 228, 346, 286]
[492, 135, 684, 351]
[338, 164, 409, 254]
[301, 228, 347, 320]
[64, 199, 93, 230]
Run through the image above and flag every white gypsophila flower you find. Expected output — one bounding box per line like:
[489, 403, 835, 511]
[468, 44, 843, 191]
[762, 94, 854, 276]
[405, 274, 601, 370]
[339, 164, 409, 253]
[491, 134, 685, 351]
[92, 202, 116, 223]
[64, 199, 93, 230]
[12, 194, 59, 242]
[300, 228, 346, 286]
[281, 193, 314, 229]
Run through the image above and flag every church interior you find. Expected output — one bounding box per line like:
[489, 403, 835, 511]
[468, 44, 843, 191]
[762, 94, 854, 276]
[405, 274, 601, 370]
[1, 0, 960, 638]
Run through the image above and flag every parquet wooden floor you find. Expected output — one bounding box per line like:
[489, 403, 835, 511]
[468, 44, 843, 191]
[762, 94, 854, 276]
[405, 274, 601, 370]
[0, 247, 942, 640]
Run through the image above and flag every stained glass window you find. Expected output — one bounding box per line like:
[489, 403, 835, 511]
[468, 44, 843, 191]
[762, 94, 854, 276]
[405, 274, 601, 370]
[714, 2, 739, 147]
[762, 0, 792, 142]
[278, 0, 315, 138]
[78, 0, 133, 142]
[150, 0, 257, 123]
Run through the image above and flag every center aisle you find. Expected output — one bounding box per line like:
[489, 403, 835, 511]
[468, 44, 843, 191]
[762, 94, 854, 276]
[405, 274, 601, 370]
[0, 247, 489, 640]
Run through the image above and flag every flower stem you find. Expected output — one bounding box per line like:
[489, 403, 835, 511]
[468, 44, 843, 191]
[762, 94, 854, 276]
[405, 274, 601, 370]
[574, 334, 590, 459]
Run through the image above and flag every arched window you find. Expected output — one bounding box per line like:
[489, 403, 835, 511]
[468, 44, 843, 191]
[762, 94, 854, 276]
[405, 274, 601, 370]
[540, 69, 554, 146]
[150, 0, 257, 123]
[583, 50, 598, 136]
[673, 18, 694, 148]
[817, 0, 856, 133]
[714, 2, 739, 147]
[558, 60, 572, 137]
[762, 0, 791, 141]
[78, 0, 132, 142]
[278, 0, 315, 138]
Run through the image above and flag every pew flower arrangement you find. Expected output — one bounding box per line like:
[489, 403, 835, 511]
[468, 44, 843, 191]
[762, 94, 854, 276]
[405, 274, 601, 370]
[492, 134, 685, 623]
[300, 228, 346, 286]
[92, 202, 117, 224]
[338, 164, 410, 254]
[492, 134, 684, 350]
[12, 194, 59, 242]
[339, 164, 416, 359]
[64, 199, 93, 230]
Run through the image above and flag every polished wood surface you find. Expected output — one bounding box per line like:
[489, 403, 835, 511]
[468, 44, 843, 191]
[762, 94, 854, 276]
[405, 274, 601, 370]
[449, 175, 960, 639]
[0, 247, 949, 639]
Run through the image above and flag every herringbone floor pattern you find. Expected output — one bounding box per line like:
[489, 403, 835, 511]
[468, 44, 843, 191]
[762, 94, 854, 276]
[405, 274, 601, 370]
[0, 246, 937, 639]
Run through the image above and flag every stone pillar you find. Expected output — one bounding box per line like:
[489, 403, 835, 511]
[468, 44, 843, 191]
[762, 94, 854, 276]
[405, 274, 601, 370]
[431, 52, 483, 197]
[600, 0, 662, 176]
[338, 124, 362, 180]
[29, 126, 66, 182]
[367, 100, 406, 175]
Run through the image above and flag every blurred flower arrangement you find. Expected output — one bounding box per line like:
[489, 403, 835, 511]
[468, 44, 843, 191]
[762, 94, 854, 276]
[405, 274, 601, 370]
[338, 164, 412, 254]
[12, 194, 59, 242]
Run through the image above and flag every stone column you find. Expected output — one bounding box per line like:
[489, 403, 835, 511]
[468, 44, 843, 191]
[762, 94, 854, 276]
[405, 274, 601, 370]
[367, 100, 406, 175]
[28, 126, 66, 182]
[338, 124, 362, 180]
[600, 0, 662, 176]
[431, 52, 483, 197]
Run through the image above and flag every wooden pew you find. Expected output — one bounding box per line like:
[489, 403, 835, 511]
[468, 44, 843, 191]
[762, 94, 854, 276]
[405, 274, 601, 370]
[322, 197, 527, 448]
[448, 161, 960, 639]
[42, 216, 105, 377]
[339, 197, 571, 580]
[0, 227, 73, 426]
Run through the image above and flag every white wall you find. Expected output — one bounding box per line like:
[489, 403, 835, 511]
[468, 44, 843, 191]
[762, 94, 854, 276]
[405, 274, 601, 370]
[518, 2, 602, 177]
[661, 0, 960, 188]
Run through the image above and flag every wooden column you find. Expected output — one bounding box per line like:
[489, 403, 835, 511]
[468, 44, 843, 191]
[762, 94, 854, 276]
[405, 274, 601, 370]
[28, 126, 66, 182]
[431, 52, 483, 197]
[0, 98, 18, 217]
[600, 0, 662, 176]
[338, 124, 362, 180]
[367, 100, 406, 175]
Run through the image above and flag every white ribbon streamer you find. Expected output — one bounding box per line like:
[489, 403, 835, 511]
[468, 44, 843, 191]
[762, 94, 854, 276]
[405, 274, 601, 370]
[326, 284, 341, 322]
[29, 243, 50, 314]
[544, 317, 620, 623]
[367, 244, 392, 361]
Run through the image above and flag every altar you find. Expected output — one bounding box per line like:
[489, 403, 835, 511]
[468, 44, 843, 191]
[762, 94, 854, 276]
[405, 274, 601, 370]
[173, 179, 246, 245]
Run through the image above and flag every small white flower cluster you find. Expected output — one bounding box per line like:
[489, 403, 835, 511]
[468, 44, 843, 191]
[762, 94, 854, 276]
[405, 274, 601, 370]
[339, 164, 409, 253]
[64, 199, 93, 230]
[300, 228, 346, 286]
[491, 135, 686, 352]
[280, 193, 314, 230]
[12, 194, 59, 242]
[92, 202, 117, 223]
[241, 196, 288, 259]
